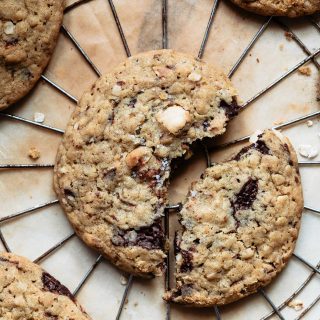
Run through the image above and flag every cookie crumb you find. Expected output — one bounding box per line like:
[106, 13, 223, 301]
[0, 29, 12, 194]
[256, 58, 260, 63]
[288, 299, 304, 311]
[34, 112, 45, 123]
[285, 31, 293, 41]
[298, 66, 311, 76]
[306, 120, 313, 127]
[279, 44, 284, 51]
[28, 147, 41, 160]
[120, 275, 128, 285]
[298, 144, 318, 159]
[134, 302, 138, 307]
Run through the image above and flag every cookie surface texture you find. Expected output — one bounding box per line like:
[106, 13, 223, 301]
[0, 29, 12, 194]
[54, 49, 239, 277]
[165, 130, 303, 306]
[0, 252, 91, 319]
[230, 0, 320, 17]
[0, 0, 64, 110]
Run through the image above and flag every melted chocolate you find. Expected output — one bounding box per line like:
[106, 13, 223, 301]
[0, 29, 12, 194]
[219, 97, 240, 118]
[112, 220, 165, 250]
[42, 272, 74, 301]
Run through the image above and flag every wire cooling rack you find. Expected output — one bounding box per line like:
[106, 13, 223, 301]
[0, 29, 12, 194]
[0, 0, 320, 319]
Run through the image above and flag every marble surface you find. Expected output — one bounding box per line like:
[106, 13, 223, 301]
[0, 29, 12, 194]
[0, 0, 319, 319]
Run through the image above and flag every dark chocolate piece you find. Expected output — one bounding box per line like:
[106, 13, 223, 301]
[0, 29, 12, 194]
[112, 220, 165, 250]
[219, 97, 240, 118]
[42, 272, 74, 301]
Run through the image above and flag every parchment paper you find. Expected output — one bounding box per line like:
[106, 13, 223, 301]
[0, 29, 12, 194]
[0, 0, 320, 319]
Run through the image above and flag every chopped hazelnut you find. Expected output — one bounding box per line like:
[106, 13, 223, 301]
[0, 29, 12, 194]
[156, 106, 191, 135]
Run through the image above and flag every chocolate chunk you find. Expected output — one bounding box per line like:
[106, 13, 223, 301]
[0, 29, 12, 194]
[231, 178, 258, 228]
[202, 121, 210, 131]
[128, 98, 137, 107]
[42, 272, 74, 301]
[234, 178, 258, 212]
[254, 140, 270, 155]
[45, 312, 58, 320]
[233, 139, 270, 160]
[4, 37, 18, 47]
[180, 250, 193, 273]
[63, 189, 75, 198]
[103, 168, 116, 181]
[112, 220, 165, 250]
[219, 97, 240, 118]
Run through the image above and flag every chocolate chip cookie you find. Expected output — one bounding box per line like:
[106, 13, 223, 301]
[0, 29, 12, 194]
[165, 130, 303, 306]
[54, 49, 239, 277]
[0, 252, 91, 319]
[0, 0, 64, 110]
[229, 0, 320, 17]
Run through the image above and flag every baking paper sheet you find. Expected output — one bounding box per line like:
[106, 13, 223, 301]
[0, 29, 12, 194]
[0, 0, 320, 319]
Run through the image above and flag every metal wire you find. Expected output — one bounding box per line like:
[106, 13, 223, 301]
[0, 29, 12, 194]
[0, 1, 320, 319]
[61, 24, 102, 77]
[293, 254, 320, 275]
[228, 16, 273, 78]
[115, 274, 134, 320]
[41, 75, 78, 103]
[33, 233, 76, 264]
[0, 229, 11, 252]
[64, 0, 94, 14]
[73, 255, 103, 296]
[0, 112, 64, 134]
[214, 305, 222, 320]
[241, 48, 320, 110]
[295, 294, 320, 320]
[261, 260, 320, 319]
[212, 110, 320, 150]
[275, 18, 320, 70]
[162, 0, 168, 49]
[198, 0, 220, 59]
[304, 206, 320, 215]
[0, 164, 54, 169]
[259, 288, 285, 320]
[0, 199, 59, 224]
[107, 0, 131, 57]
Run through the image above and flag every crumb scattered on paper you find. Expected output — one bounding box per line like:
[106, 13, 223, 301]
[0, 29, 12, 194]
[34, 112, 45, 123]
[28, 147, 41, 160]
[288, 299, 304, 311]
[120, 275, 128, 285]
[307, 120, 313, 127]
[279, 44, 284, 51]
[298, 144, 318, 159]
[298, 66, 311, 76]
[285, 31, 293, 41]
[256, 58, 260, 63]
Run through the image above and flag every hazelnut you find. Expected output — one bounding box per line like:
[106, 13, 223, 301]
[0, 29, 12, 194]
[4, 21, 15, 35]
[156, 106, 191, 135]
[188, 71, 202, 82]
[125, 146, 152, 168]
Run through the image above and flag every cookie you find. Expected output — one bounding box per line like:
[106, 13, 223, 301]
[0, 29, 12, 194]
[0, 0, 64, 110]
[0, 252, 91, 319]
[54, 49, 239, 277]
[165, 130, 303, 306]
[229, 0, 320, 17]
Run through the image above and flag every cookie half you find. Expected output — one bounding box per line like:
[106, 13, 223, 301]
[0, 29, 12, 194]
[229, 0, 320, 17]
[165, 130, 303, 306]
[0, 0, 64, 110]
[0, 252, 91, 319]
[54, 49, 239, 277]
